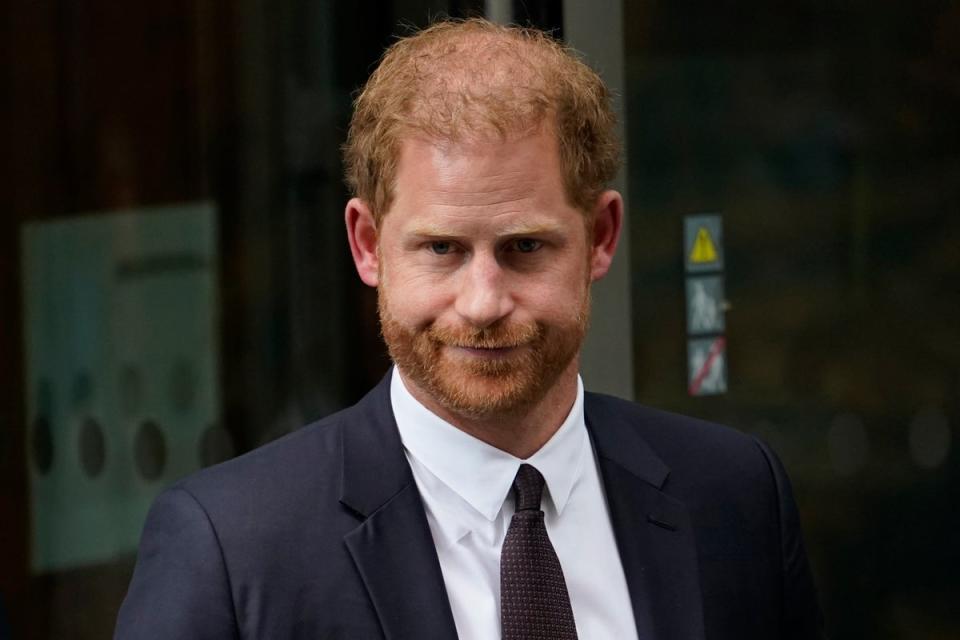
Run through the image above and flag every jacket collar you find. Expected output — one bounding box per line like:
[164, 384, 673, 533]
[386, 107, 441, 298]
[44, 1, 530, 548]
[585, 392, 706, 640]
[339, 370, 459, 640]
[339, 371, 411, 518]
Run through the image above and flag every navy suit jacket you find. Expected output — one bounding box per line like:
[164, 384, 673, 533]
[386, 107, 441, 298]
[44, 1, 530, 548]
[115, 373, 824, 639]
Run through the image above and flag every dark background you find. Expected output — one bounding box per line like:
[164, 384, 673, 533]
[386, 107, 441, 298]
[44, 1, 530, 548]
[1, 0, 957, 637]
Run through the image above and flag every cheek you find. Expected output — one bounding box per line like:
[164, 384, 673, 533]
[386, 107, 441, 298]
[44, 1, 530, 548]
[380, 273, 451, 326]
[521, 277, 589, 318]
[380, 250, 459, 310]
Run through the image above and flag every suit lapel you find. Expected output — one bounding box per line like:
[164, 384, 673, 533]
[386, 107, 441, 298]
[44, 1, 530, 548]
[586, 395, 706, 640]
[337, 377, 705, 640]
[339, 373, 459, 640]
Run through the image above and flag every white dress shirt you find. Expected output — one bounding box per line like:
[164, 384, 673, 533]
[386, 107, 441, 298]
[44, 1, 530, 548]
[391, 369, 639, 640]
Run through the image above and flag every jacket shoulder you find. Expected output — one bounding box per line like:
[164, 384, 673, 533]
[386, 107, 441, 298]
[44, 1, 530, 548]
[583, 391, 787, 512]
[585, 391, 761, 462]
[174, 407, 346, 509]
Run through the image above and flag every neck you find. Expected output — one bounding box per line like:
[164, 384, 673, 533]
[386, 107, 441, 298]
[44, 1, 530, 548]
[399, 360, 580, 459]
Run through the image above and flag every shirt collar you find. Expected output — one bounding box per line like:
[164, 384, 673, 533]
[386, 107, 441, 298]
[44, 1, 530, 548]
[391, 367, 588, 525]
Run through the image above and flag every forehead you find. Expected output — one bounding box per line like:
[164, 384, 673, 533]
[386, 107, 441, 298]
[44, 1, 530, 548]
[387, 130, 569, 220]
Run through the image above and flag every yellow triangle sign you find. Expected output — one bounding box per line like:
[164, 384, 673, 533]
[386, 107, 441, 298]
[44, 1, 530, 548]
[689, 227, 719, 264]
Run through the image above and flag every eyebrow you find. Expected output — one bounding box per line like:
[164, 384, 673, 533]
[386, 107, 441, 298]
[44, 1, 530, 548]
[407, 221, 564, 237]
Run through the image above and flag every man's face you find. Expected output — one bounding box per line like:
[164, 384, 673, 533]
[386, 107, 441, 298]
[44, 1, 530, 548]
[374, 129, 595, 420]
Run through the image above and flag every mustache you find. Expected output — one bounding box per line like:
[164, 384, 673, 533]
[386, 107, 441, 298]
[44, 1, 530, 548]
[426, 322, 541, 350]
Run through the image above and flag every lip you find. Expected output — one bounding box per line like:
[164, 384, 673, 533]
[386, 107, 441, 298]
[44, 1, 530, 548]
[451, 345, 520, 358]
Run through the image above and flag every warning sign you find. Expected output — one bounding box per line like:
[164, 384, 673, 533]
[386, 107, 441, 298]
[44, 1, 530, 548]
[687, 336, 727, 396]
[685, 275, 725, 335]
[684, 214, 723, 273]
[689, 228, 718, 263]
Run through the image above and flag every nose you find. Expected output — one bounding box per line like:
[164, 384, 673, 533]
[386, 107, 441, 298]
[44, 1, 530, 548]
[454, 251, 515, 329]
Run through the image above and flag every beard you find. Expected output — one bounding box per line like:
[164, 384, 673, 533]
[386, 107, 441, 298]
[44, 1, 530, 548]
[378, 291, 590, 420]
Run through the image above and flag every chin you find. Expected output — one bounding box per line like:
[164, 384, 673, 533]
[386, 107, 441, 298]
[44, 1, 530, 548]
[398, 340, 578, 421]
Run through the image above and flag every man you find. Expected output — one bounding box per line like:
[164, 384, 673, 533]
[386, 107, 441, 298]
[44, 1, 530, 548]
[116, 18, 824, 639]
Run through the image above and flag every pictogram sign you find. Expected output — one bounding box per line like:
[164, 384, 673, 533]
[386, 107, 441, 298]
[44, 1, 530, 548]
[684, 214, 723, 273]
[685, 275, 725, 335]
[689, 227, 718, 264]
[687, 336, 727, 396]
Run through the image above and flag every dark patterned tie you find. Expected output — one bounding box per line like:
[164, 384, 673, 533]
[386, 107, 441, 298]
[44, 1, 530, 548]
[500, 464, 578, 639]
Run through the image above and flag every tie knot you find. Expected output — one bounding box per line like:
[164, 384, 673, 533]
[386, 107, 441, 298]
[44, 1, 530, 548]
[512, 464, 545, 512]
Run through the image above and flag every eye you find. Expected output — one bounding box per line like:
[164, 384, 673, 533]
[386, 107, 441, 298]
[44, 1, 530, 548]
[513, 238, 542, 253]
[430, 241, 453, 255]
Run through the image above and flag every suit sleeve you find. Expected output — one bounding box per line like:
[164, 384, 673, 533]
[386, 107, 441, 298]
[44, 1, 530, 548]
[753, 437, 827, 640]
[114, 487, 240, 640]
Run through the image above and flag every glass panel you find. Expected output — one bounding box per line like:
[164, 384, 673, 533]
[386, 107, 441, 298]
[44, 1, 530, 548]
[0, 1, 485, 637]
[625, 2, 960, 637]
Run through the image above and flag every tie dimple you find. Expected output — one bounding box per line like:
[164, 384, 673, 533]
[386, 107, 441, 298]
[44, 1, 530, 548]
[513, 463, 545, 512]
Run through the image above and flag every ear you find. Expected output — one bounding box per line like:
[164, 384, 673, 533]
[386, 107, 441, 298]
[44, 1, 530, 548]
[345, 197, 380, 287]
[588, 190, 623, 282]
